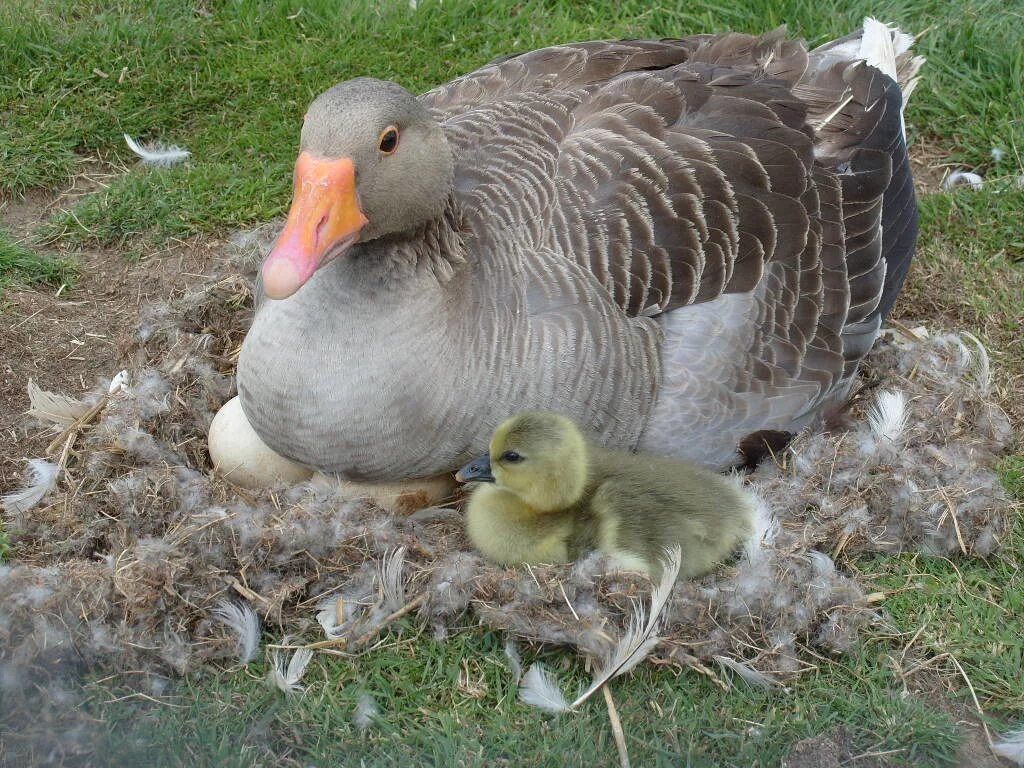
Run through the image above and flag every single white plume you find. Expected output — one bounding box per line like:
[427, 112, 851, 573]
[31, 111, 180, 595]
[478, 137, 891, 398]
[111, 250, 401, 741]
[268, 647, 313, 694]
[354, 693, 380, 729]
[378, 545, 408, 611]
[867, 390, 909, 443]
[743, 487, 779, 561]
[26, 380, 89, 426]
[518, 664, 571, 714]
[2, 459, 59, 515]
[713, 655, 782, 690]
[504, 638, 523, 685]
[943, 171, 984, 191]
[212, 600, 261, 664]
[124, 133, 190, 167]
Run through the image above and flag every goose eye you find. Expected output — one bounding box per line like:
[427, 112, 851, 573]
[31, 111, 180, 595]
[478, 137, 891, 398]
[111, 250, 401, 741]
[377, 126, 399, 155]
[501, 451, 523, 463]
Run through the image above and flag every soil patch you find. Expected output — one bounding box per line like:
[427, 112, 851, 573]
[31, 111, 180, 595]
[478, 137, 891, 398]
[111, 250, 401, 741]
[0, 178, 226, 493]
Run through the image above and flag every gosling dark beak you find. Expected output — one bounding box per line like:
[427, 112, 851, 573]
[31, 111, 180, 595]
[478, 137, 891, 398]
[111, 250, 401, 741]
[455, 454, 494, 483]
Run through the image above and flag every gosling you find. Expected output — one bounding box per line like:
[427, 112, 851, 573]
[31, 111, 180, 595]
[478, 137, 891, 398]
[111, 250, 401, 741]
[456, 411, 756, 578]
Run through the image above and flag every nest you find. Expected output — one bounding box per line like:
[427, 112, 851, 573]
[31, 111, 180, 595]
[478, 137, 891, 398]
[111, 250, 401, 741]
[0, 230, 1016, 760]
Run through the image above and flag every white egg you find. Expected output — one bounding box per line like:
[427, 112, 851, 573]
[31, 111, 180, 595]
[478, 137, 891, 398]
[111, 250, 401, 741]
[208, 396, 313, 489]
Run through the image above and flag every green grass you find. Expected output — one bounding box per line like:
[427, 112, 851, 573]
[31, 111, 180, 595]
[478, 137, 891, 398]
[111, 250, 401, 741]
[0, 226, 75, 291]
[86, 627, 963, 768]
[1, 0, 1021, 250]
[1, 1, 1022, 765]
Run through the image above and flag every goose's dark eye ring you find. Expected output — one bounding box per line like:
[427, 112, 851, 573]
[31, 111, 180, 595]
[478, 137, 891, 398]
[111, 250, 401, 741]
[378, 126, 399, 155]
[501, 451, 523, 463]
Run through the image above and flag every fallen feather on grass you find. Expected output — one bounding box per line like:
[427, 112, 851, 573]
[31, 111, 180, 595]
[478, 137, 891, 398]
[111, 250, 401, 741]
[268, 647, 313, 694]
[518, 663, 571, 714]
[504, 639, 523, 685]
[992, 726, 1024, 766]
[1, 459, 59, 515]
[713, 655, 783, 690]
[108, 370, 130, 395]
[942, 170, 984, 191]
[518, 545, 683, 713]
[354, 692, 380, 729]
[123, 133, 190, 167]
[570, 545, 682, 709]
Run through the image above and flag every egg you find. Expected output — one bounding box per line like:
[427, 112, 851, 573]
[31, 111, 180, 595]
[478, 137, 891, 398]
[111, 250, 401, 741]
[208, 396, 313, 489]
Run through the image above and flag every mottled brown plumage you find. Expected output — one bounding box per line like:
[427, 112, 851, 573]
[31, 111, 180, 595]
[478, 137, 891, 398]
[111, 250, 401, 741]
[238, 21, 923, 480]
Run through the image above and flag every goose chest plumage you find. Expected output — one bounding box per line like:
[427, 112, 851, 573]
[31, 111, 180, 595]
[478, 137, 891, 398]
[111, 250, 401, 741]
[236, 20, 923, 482]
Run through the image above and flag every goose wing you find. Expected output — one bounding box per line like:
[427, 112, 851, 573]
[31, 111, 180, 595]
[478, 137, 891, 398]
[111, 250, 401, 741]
[423, 26, 918, 462]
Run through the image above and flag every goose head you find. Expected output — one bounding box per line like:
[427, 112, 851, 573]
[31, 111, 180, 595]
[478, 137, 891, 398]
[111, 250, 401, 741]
[262, 78, 455, 299]
[456, 412, 589, 513]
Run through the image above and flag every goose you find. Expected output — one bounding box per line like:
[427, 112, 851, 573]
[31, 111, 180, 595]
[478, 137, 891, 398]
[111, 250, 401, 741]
[456, 411, 755, 577]
[226, 19, 923, 493]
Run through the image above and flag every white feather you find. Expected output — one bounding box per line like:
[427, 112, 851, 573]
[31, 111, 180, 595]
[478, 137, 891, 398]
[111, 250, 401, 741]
[2, 459, 59, 515]
[867, 390, 909, 442]
[859, 17, 899, 80]
[743, 488, 779, 561]
[354, 692, 380, 729]
[518, 664, 571, 713]
[569, 544, 682, 709]
[856, 18, 921, 136]
[108, 369, 130, 395]
[993, 726, 1024, 766]
[123, 133, 190, 167]
[991, 147, 1006, 163]
[378, 545, 407, 611]
[268, 647, 312, 694]
[211, 600, 261, 664]
[26, 380, 89, 426]
[943, 171, 984, 191]
[960, 331, 991, 395]
[504, 638, 523, 685]
[713, 655, 781, 689]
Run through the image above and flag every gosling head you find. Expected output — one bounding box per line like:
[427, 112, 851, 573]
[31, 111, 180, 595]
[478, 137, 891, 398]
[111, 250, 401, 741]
[262, 78, 455, 299]
[456, 412, 589, 513]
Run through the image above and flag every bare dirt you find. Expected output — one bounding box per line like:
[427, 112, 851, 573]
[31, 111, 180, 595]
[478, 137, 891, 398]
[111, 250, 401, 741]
[0, 177, 224, 492]
[910, 138, 959, 195]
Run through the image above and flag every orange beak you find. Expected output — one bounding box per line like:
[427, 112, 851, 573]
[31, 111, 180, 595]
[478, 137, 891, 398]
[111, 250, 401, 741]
[262, 153, 369, 300]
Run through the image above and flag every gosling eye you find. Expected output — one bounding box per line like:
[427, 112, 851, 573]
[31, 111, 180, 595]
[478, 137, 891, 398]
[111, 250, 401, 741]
[501, 450, 523, 463]
[377, 125, 399, 155]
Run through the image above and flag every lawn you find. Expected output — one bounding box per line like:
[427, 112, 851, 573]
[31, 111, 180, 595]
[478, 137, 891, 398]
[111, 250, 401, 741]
[1, 1, 1022, 766]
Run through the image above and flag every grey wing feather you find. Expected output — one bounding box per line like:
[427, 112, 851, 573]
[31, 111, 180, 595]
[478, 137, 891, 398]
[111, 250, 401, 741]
[420, 27, 918, 463]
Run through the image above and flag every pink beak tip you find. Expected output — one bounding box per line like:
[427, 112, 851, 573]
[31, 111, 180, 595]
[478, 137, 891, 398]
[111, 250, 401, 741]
[261, 257, 306, 300]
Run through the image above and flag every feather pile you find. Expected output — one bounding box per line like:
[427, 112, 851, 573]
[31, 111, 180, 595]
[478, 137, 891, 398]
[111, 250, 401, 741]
[0, 236, 1016, 761]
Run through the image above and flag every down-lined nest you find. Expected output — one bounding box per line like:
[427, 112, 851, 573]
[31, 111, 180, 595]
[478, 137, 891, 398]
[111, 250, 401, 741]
[0, 232, 1016, 757]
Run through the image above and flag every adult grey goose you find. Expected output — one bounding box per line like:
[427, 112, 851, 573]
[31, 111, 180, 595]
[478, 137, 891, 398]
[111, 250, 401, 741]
[236, 19, 924, 482]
